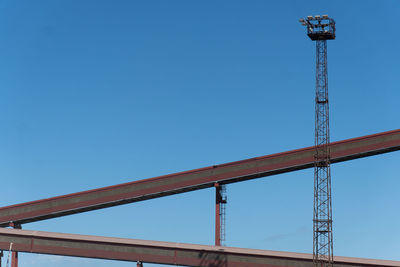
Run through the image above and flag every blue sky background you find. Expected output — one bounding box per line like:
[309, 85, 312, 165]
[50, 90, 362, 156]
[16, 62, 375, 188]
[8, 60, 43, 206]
[0, 0, 399, 266]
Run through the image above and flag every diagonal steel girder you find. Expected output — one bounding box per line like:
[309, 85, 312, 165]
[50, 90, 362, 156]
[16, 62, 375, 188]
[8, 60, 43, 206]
[0, 129, 399, 226]
[0, 228, 398, 267]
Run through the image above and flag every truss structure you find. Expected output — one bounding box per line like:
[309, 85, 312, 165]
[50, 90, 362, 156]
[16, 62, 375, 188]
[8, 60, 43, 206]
[300, 14, 336, 267]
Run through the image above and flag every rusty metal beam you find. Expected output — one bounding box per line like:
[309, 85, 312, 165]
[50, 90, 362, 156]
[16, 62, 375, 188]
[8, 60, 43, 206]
[0, 228, 398, 267]
[0, 130, 399, 226]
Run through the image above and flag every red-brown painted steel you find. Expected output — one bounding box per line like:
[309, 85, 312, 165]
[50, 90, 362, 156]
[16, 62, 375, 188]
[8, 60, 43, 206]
[0, 130, 399, 226]
[10, 223, 20, 267]
[11, 251, 17, 267]
[0, 228, 398, 267]
[215, 183, 221, 246]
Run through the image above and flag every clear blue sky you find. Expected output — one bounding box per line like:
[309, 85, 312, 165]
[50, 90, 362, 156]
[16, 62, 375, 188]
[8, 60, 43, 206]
[0, 1, 399, 266]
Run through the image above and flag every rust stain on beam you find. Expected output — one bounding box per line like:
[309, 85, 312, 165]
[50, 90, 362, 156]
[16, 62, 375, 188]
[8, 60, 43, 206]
[0, 228, 398, 267]
[0, 129, 399, 226]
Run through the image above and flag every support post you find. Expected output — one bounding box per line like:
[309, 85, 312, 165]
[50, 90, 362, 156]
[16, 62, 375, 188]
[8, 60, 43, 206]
[215, 183, 221, 246]
[9, 223, 21, 267]
[214, 183, 227, 246]
[0, 250, 3, 267]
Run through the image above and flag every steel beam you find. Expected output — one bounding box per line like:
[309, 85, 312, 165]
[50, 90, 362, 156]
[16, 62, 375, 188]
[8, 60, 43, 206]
[0, 130, 399, 226]
[0, 228, 398, 267]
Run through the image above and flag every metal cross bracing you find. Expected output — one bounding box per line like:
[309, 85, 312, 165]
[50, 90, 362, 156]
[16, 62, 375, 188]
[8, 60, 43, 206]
[313, 38, 333, 267]
[300, 14, 336, 267]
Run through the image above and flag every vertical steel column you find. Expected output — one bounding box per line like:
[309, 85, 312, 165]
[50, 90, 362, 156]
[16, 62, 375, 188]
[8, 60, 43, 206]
[215, 183, 221, 246]
[11, 252, 17, 267]
[313, 39, 333, 267]
[214, 183, 227, 246]
[10, 223, 21, 267]
[0, 250, 3, 267]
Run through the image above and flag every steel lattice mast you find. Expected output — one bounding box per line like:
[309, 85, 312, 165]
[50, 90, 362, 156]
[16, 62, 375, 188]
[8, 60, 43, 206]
[299, 15, 336, 267]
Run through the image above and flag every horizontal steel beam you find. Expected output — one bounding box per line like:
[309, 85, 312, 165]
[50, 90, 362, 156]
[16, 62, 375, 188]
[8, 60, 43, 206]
[0, 129, 399, 226]
[0, 228, 398, 267]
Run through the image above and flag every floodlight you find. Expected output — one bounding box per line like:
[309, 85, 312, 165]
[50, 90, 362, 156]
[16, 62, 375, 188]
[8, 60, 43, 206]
[300, 14, 336, 40]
